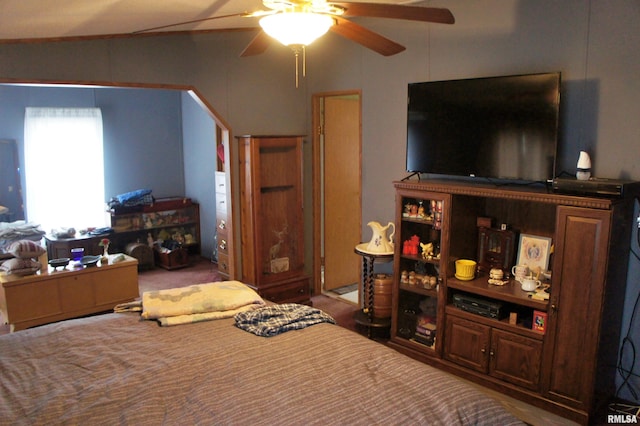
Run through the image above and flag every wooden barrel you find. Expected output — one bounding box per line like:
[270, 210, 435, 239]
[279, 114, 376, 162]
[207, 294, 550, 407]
[367, 273, 392, 319]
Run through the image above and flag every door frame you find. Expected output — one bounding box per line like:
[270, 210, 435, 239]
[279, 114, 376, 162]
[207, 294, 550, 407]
[0, 78, 236, 279]
[311, 90, 362, 296]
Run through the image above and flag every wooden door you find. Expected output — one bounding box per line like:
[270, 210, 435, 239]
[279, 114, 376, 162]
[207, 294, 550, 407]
[542, 206, 610, 410]
[322, 96, 361, 291]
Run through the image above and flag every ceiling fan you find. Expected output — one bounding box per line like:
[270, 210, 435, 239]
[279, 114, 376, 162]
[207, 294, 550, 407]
[135, 1, 455, 57]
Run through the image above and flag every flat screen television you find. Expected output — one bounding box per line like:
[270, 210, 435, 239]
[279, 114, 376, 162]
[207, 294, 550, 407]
[406, 72, 561, 183]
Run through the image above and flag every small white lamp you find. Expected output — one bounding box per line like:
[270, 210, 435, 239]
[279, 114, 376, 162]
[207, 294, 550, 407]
[576, 151, 592, 180]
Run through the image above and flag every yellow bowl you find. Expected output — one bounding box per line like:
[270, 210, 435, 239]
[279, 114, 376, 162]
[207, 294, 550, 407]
[455, 259, 477, 280]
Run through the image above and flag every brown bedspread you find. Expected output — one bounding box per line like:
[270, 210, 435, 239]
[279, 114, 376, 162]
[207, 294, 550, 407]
[0, 311, 524, 425]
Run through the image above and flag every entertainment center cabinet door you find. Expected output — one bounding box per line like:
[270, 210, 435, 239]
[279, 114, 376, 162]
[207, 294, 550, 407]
[444, 316, 490, 373]
[444, 315, 542, 390]
[489, 329, 542, 391]
[541, 206, 610, 412]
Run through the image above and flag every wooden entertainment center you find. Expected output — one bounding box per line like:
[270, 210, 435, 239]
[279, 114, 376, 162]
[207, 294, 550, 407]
[388, 178, 639, 425]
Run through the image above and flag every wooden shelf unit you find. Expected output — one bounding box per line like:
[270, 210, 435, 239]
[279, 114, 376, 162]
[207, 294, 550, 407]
[388, 178, 640, 425]
[108, 198, 201, 260]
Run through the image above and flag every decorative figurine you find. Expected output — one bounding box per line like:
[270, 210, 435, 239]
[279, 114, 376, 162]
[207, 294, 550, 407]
[420, 242, 434, 259]
[99, 238, 110, 264]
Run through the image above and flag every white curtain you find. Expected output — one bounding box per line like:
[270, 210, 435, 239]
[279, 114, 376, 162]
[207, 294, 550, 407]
[24, 107, 106, 233]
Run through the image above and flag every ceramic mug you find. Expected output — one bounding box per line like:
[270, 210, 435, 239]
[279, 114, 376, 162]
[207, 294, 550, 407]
[511, 264, 529, 283]
[521, 277, 541, 292]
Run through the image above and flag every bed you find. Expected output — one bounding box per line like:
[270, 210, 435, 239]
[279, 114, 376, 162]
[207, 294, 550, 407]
[0, 284, 524, 425]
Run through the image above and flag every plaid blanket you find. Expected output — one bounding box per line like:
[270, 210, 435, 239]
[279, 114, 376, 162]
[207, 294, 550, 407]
[234, 303, 336, 337]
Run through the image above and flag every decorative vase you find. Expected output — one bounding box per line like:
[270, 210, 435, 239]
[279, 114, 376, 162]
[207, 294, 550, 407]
[576, 151, 592, 181]
[101, 244, 109, 265]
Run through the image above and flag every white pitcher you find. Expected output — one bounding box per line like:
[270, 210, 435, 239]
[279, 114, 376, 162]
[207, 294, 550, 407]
[366, 221, 395, 253]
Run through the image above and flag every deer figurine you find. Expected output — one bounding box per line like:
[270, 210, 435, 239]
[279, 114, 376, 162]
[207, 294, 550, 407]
[269, 225, 288, 260]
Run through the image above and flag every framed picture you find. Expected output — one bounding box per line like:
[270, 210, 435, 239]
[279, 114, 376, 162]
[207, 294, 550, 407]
[516, 234, 552, 274]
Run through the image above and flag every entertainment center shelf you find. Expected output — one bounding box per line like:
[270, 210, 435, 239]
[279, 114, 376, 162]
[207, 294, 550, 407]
[444, 305, 545, 340]
[447, 276, 548, 310]
[389, 178, 639, 425]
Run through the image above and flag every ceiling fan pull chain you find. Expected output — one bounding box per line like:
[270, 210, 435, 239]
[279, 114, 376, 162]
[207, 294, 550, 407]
[302, 45, 307, 78]
[294, 47, 300, 88]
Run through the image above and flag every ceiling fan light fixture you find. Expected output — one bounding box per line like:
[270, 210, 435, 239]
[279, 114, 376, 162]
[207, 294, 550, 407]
[259, 12, 333, 46]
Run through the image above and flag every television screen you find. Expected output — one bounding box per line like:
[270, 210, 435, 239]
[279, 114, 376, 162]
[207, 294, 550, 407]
[406, 72, 561, 182]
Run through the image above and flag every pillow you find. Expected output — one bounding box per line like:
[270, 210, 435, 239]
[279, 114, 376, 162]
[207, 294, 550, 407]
[7, 240, 46, 259]
[0, 258, 41, 275]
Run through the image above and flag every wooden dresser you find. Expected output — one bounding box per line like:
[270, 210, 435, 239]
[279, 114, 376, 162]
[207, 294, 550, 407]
[0, 255, 139, 332]
[237, 135, 310, 304]
[215, 171, 232, 279]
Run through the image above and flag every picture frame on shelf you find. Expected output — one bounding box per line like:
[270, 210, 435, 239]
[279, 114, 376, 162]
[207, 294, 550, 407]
[516, 234, 552, 275]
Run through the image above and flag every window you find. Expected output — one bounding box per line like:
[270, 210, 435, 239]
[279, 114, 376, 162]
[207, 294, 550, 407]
[24, 107, 106, 233]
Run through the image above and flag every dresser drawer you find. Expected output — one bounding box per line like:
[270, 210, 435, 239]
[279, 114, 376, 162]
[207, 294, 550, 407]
[215, 172, 226, 193]
[217, 252, 230, 276]
[216, 234, 229, 255]
[216, 193, 228, 213]
[258, 277, 310, 304]
[216, 217, 229, 234]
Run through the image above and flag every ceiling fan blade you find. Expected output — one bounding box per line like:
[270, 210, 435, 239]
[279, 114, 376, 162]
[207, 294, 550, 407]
[331, 2, 455, 24]
[132, 12, 250, 34]
[330, 16, 405, 56]
[240, 30, 272, 57]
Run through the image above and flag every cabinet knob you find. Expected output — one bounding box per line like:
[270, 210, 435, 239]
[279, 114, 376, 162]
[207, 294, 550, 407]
[481, 347, 486, 355]
[489, 350, 495, 357]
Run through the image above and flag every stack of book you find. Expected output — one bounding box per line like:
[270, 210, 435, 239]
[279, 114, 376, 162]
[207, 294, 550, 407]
[412, 314, 436, 347]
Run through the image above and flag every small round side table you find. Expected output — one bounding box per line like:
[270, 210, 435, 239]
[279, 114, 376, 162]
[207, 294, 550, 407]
[353, 244, 393, 338]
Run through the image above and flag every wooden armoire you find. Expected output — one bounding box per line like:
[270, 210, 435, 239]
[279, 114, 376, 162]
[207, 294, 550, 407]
[237, 135, 310, 304]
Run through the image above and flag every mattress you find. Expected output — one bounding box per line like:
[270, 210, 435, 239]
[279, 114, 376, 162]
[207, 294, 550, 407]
[0, 310, 524, 425]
